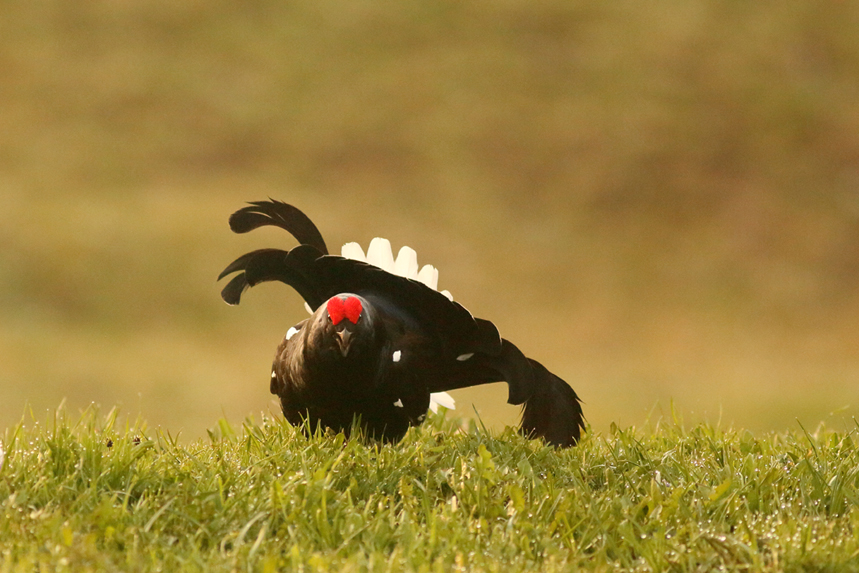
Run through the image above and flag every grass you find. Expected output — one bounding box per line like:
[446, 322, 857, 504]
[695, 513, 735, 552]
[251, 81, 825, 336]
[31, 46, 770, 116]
[2, 408, 859, 572]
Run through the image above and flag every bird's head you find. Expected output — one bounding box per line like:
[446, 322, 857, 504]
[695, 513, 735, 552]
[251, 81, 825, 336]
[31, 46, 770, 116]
[317, 294, 373, 358]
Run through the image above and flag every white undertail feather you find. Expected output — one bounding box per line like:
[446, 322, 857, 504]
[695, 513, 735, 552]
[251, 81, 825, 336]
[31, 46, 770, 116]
[341, 239, 452, 299]
[366, 238, 396, 272]
[394, 246, 418, 279]
[340, 241, 366, 262]
[418, 264, 439, 291]
[342, 237, 456, 412]
[429, 392, 456, 413]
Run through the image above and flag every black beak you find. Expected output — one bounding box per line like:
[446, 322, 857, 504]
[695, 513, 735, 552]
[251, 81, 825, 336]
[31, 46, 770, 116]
[336, 329, 353, 357]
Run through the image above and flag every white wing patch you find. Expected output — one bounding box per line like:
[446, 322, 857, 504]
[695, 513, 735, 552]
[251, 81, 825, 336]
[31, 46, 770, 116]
[286, 326, 300, 341]
[456, 353, 474, 361]
[271, 371, 276, 379]
[392, 350, 402, 363]
[393, 399, 404, 408]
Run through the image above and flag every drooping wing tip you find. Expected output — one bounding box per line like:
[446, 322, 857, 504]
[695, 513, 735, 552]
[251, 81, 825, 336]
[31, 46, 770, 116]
[519, 360, 584, 448]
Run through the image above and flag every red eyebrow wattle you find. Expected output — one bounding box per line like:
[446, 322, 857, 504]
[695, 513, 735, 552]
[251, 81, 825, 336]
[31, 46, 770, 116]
[327, 296, 362, 325]
[343, 296, 362, 324]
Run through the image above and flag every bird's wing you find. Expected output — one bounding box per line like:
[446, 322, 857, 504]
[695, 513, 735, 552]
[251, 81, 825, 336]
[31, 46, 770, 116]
[228, 199, 329, 255]
[427, 337, 585, 447]
[425, 338, 531, 400]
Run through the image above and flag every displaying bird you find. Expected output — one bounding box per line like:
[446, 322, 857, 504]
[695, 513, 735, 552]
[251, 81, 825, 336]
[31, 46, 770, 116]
[218, 200, 584, 447]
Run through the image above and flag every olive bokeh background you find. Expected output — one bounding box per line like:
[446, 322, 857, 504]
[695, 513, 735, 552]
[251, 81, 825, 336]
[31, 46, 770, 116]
[3, 1, 859, 437]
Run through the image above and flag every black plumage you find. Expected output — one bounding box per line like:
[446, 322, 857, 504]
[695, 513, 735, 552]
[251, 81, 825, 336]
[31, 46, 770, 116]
[218, 199, 585, 447]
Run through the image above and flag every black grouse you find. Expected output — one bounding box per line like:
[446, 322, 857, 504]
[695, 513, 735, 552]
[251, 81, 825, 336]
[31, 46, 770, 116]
[218, 200, 584, 447]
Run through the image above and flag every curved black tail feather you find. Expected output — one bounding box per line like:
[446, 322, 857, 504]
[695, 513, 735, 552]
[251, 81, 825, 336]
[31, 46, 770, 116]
[229, 199, 329, 255]
[218, 245, 325, 306]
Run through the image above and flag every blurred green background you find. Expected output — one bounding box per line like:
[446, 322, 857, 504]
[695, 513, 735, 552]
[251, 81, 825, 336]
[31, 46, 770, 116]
[2, 1, 859, 438]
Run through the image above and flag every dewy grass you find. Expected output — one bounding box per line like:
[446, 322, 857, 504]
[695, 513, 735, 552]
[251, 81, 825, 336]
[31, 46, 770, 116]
[2, 407, 859, 572]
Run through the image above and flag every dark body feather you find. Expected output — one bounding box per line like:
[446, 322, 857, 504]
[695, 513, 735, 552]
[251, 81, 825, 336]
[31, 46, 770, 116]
[219, 200, 584, 446]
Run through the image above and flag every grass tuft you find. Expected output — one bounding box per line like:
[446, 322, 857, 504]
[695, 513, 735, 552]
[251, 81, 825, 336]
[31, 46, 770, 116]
[2, 407, 859, 571]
